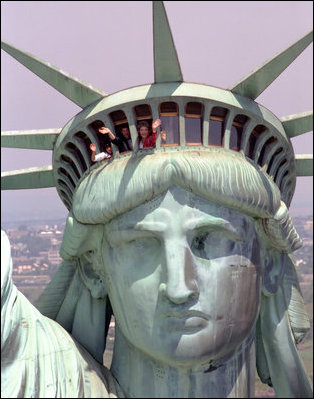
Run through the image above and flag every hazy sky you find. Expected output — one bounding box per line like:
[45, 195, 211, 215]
[1, 1, 313, 222]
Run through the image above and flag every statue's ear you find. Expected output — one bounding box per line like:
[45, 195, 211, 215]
[60, 212, 103, 260]
[262, 249, 286, 296]
[78, 251, 106, 299]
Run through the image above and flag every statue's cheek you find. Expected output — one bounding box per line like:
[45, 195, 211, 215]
[102, 237, 162, 291]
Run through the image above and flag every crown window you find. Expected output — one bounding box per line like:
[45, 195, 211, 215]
[230, 114, 248, 151]
[61, 155, 80, 179]
[246, 125, 267, 160]
[134, 104, 153, 131]
[109, 110, 128, 126]
[57, 180, 73, 199]
[65, 142, 87, 170]
[57, 179, 69, 190]
[74, 132, 93, 167]
[75, 131, 92, 146]
[160, 102, 178, 115]
[274, 160, 287, 182]
[209, 107, 228, 146]
[256, 135, 276, 167]
[58, 167, 75, 189]
[159, 102, 179, 146]
[267, 147, 283, 175]
[185, 102, 203, 145]
[59, 188, 71, 205]
[279, 171, 289, 191]
[284, 180, 293, 200]
[134, 104, 152, 120]
[89, 121, 114, 152]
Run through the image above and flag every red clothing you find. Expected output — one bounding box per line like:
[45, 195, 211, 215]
[140, 132, 157, 148]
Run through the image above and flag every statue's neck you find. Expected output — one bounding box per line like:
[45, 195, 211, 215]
[110, 326, 256, 398]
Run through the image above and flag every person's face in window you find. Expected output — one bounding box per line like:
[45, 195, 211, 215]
[121, 127, 131, 139]
[139, 126, 149, 140]
[101, 186, 263, 367]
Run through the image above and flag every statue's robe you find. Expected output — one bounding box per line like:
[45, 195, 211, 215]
[1, 230, 123, 398]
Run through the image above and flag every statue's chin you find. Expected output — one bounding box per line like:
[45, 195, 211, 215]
[137, 327, 249, 369]
[148, 348, 237, 370]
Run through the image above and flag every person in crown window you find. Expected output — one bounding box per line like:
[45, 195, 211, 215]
[89, 142, 112, 162]
[137, 119, 166, 149]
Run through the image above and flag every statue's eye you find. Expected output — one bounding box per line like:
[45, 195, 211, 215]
[192, 233, 208, 251]
[191, 231, 240, 260]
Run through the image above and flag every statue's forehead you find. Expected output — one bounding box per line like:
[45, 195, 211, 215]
[107, 186, 252, 232]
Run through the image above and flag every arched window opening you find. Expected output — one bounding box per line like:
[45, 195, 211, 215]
[285, 179, 293, 191]
[267, 147, 283, 175]
[285, 181, 293, 203]
[230, 114, 248, 151]
[65, 142, 87, 170]
[58, 167, 75, 189]
[185, 102, 203, 145]
[209, 107, 228, 146]
[274, 160, 287, 182]
[57, 180, 73, 199]
[75, 131, 91, 145]
[256, 136, 276, 167]
[61, 154, 80, 179]
[246, 125, 267, 160]
[279, 171, 289, 191]
[134, 105, 153, 145]
[59, 189, 71, 206]
[109, 110, 128, 126]
[113, 123, 133, 153]
[159, 102, 179, 146]
[134, 104, 152, 122]
[63, 200, 71, 210]
[74, 132, 93, 166]
[90, 119, 113, 151]
[58, 179, 69, 190]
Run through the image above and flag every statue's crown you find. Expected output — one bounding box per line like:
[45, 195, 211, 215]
[53, 81, 303, 210]
[1, 2, 313, 212]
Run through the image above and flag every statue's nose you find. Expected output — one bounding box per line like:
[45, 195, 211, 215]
[159, 239, 199, 304]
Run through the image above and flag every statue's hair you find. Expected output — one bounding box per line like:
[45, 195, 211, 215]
[74, 149, 279, 222]
[72, 149, 301, 252]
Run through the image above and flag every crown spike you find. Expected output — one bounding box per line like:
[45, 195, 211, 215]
[295, 155, 313, 176]
[229, 30, 313, 99]
[1, 128, 61, 150]
[1, 41, 106, 108]
[153, 1, 183, 83]
[1, 166, 54, 190]
[281, 111, 313, 138]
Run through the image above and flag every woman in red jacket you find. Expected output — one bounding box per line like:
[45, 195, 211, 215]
[138, 119, 163, 149]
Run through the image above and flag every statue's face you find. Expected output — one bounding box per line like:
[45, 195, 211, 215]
[102, 186, 263, 367]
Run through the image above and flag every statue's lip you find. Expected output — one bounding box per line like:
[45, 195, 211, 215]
[161, 310, 211, 321]
[159, 310, 211, 332]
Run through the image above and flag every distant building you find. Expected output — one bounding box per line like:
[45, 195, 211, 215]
[48, 249, 62, 265]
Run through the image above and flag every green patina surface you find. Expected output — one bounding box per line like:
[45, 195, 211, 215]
[153, 1, 183, 83]
[1, 41, 106, 108]
[1, 129, 61, 150]
[230, 30, 313, 99]
[281, 111, 313, 138]
[295, 154, 314, 176]
[1, 165, 54, 189]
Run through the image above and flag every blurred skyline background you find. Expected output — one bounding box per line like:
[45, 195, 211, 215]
[1, 1, 313, 223]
